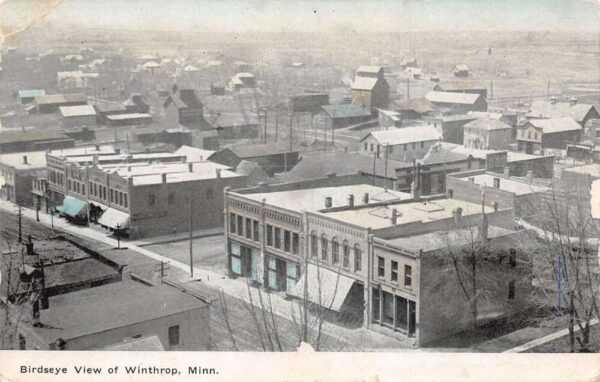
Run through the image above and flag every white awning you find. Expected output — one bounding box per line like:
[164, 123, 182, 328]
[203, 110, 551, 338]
[98, 207, 130, 229]
[89, 201, 109, 211]
[291, 263, 356, 312]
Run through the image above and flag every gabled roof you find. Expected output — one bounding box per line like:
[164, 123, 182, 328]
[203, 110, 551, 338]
[321, 103, 372, 119]
[526, 100, 597, 123]
[526, 117, 582, 134]
[351, 77, 379, 91]
[361, 126, 441, 145]
[425, 91, 481, 105]
[395, 98, 435, 114]
[464, 118, 511, 131]
[59, 105, 97, 117]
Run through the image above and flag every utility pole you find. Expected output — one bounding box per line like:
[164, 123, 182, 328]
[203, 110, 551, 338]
[189, 190, 194, 278]
[116, 223, 121, 249]
[17, 204, 22, 243]
[372, 151, 377, 186]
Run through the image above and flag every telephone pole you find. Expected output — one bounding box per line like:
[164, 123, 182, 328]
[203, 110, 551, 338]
[17, 204, 22, 243]
[189, 190, 194, 278]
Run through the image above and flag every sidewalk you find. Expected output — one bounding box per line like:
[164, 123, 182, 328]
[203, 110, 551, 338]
[131, 227, 223, 247]
[0, 200, 408, 350]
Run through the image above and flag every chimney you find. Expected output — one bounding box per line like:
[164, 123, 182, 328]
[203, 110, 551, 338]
[216, 168, 222, 179]
[188, 163, 193, 172]
[550, 96, 557, 104]
[390, 208, 398, 225]
[363, 192, 369, 204]
[493, 177, 500, 189]
[94, 144, 100, 151]
[569, 97, 577, 106]
[526, 170, 534, 183]
[161, 173, 167, 183]
[348, 194, 354, 207]
[453, 207, 463, 224]
[22, 155, 28, 165]
[325, 196, 333, 208]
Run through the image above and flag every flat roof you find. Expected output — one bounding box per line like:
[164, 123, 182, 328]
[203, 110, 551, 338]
[362, 126, 441, 145]
[0, 150, 47, 169]
[322, 198, 493, 230]
[131, 167, 241, 185]
[31, 280, 206, 343]
[562, 164, 600, 178]
[18, 89, 45, 98]
[426, 91, 481, 105]
[322, 103, 372, 119]
[47, 145, 116, 158]
[384, 225, 515, 252]
[35, 93, 87, 105]
[463, 173, 550, 195]
[241, 184, 411, 213]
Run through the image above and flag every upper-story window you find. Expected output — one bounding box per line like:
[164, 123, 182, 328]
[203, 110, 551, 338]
[206, 188, 213, 199]
[404, 265, 412, 287]
[168, 192, 175, 205]
[377, 256, 385, 278]
[391, 260, 398, 283]
[354, 244, 362, 272]
[342, 241, 350, 269]
[321, 234, 328, 261]
[331, 237, 339, 264]
[310, 232, 318, 257]
[148, 194, 155, 206]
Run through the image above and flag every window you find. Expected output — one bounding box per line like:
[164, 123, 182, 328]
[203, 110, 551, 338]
[311, 232, 318, 257]
[230, 213, 236, 233]
[321, 234, 328, 260]
[81, 184, 85, 195]
[274, 228, 281, 249]
[168, 192, 175, 205]
[404, 265, 412, 287]
[292, 233, 299, 255]
[148, 194, 155, 206]
[412, 142, 416, 149]
[68, 179, 72, 191]
[331, 237, 339, 264]
[124, 194, 128, 208]
[237, 215, 243, 236]
[391, 260, 398, 282]
[528, 132, 531, 139]
[383, 290, 394, 325]
[508, 280, 515, 300]
[354, 245, 362, 272]
[266, 224, 273, 246]
[168, 325, 180, 347]
[377, 256, 385, 278]
[534, 133, 538, 140]
[467, 159, 472, 169]
[403, 144, 407, 151]
[370, 143, 374, 152]
[448, 189, 454, 198]
[118, 191, 123, 205]
[206, 188, 213, 199]
[253, 220, 259, 241]
[110, 189, 114, 202]
[284, 230, 291, 252]
[342, 241, 350, 269]
[245, 218, 252, 239]
[364, 143, 368, 151]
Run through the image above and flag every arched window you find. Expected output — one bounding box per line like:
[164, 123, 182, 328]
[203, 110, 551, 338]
[321, 234, 328, 261]
[354, 244, 362, 272]
[311, 231, 318, 257]
[342, 240, 350, 269]
[331, 237, 339, 264]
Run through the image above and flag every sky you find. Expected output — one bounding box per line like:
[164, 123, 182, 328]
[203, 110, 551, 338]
[2, 0, 600, 34]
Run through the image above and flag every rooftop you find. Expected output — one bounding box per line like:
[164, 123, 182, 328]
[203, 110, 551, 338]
[525, 117, 582, 134]
[526, 100, 596, 123]
[456, 173, 550, 195]
[0, 150, 47, 170]
[323, 198, 493, 230]
[383, 225, 515, 253]
[395, 98, 434, 114]
[561, 163, 600, 178]
[276, 151, 411, 182]
[464, 118, 512, 131]
[241, 184, 411, 213]
[230, 143, 298, 158]
[35, 93, 87, 105]
[174, 145, 216, 162]
[47, 145, 116, 158]
[18, 89, 45, 98]
[30, 280, 206, 343]
[425, 91, 481, 105]
[322, 103, 372, 119]
[362, 126, 441, 145]
[105, 113, 152, 121]
[351, 77, 379, 91]
[0, 129, 71, 144]
[59, 105, 97, 117]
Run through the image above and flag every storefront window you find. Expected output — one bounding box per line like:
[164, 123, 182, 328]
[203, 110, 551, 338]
[382, 291, 394, 326]
[372, 288, 380, 322]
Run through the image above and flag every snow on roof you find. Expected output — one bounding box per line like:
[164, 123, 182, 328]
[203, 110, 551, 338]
[59, 105, 97, 117]
[526, 100, 596, 123]
[351, 77, 379, 91]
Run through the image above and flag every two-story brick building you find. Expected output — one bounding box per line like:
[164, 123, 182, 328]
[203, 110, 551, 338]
[224, 183, 530, 345]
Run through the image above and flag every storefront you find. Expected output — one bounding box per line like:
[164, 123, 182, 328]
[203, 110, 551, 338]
[372, 287, 417, 337]
[229, 241, 260, 283]
[266, 255, 299, 293]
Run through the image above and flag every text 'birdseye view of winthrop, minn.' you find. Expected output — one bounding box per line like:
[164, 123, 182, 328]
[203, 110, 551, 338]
[0, 0, 599, 355]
